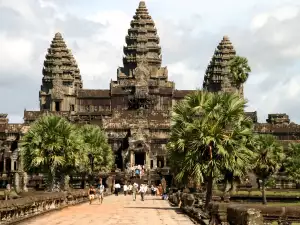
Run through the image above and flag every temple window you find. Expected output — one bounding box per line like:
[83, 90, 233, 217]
[70, 104, 75, 111]
[55, 102, 60, 111]
[157, 155, 164, 168]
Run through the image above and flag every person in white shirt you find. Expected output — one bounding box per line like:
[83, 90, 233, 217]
[123, 184, 128, 196]
[114, 183, 121, 196]
[138, 184, 147, 201]
[97, 183, 105, 204]
[128, 184, 133, 195]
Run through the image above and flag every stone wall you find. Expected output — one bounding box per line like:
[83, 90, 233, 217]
[0, 190, 110, 224]
[168, 192, 300, 225]
[210, 203, 300, 225]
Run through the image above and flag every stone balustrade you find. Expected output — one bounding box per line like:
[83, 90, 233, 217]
[168, 192, 300, 225]
[0, 190, 110, 224]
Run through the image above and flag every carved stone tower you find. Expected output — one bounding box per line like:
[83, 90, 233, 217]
[122, 1, 162, 77]
[203, 36, 240, 94]
[39, 32, 82, 112]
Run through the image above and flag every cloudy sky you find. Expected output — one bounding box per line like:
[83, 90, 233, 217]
[0, 0, 299, 123]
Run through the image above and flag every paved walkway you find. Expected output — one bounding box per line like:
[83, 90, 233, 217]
[20, 195, 195, 225]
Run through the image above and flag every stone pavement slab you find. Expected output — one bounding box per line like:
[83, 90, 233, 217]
[18, 195, 195, 225]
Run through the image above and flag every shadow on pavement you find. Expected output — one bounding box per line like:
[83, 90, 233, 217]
[124, 206, 183, 214]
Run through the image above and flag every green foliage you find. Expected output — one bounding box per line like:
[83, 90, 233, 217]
[167, 90, 255, 192]
[252, 134, 285, 180]
[20, 114, 114, 189]
[228, 56, 251, 87]
[284, 143, 300, 182]
[21, 115, 81, 175]
[76, 124, 114, 174]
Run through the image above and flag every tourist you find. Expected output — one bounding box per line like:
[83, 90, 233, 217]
[154, 186, 158, 196]
[138, 184, 147, 201]
[151, 185, 155, 196]
[135, 166, 140, 177]
[97, 182, 105, 204]
[88, 185, 96, 205]
[128, 183, 133, 195]
[123, 183, 128, 196]
[114, 182, 121, 196]
[132, 182, 138, 201]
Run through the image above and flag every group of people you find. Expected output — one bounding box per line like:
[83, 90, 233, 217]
[128, 164, 146, 178]
[88, 180, 169, 204]
[88, 183, 105, 205]
[115, 183, 148, 201]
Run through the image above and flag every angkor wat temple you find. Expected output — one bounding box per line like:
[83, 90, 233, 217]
[1, 1, 300, 185]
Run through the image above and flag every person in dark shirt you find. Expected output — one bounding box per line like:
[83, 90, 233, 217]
[88, 185, 96, 205]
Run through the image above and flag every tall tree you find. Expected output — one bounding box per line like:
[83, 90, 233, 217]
[228, 55, 251, 90]
[284, 143, 300, 188]
[20, 115, 83, 191]
[168, 91, 255, 210]
[253, 134, 285, 204]
[76, 124, 114, 187]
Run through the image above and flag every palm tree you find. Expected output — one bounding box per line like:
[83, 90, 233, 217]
[284, 143, 300, 188]
[20, 115, 83, 191]
[168, 91, 255, 210]
[253, 134, 285, 204]
[228, 56, 251, 91]
[76, 124, 114, 188]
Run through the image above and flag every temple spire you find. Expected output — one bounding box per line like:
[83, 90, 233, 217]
[203, 36, 237, 93]
[42, 32, 82, 86]
[39, 32, 82, 111]
[122, 1, 161, 76]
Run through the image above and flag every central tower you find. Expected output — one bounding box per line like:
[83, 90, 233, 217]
[121, 1, 162, 78]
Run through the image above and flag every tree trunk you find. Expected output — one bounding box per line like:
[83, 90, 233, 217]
[81, 173, 86, 189]
[205, 171, 213, 211]
[46, 171, 56, 192]
[262, 179, 267, 205]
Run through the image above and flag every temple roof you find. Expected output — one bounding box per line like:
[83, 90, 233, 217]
[123, 1, 161, 71]
[203, 36, 236, 91]
[42, 32, 82, 87]
[78, 89, 110, 98]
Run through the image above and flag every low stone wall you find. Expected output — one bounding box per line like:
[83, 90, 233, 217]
[169, 192, 300, 225]
[210, 202, 300, 225]
[0, 190, 110, 225]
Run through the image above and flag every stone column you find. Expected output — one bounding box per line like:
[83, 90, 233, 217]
[153, 156, 157, 169]
[146, 152, 150, 170]
[3, 158, 6, 172]
[22, 172, 28, 192]
[11, 159, 15, 171]
[14, 172, 20, 193]
[130, 151, 134, 166]
[164, 156, 167, 167]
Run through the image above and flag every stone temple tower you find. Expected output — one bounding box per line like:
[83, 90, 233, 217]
[39, 32, 82, 112]
[121, 1, 162, 77]
[203, 36, 242, 95]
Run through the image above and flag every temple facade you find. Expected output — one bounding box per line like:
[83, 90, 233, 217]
[1, 1, 300, 185]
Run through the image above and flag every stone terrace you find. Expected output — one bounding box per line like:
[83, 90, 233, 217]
[18, 195, 194, 225]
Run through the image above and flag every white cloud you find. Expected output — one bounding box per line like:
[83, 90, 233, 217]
[251, 5, 299, 29]
[0, 0, 299, 124]
[0, 35, 33, 72]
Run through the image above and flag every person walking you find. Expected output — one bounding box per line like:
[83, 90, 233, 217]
[88, 185, 96, 205]
[97, 182, 105, 204]
[123, 183, 128, 196]
[114, 182, 121, 196]
[128, 183, 133, 195]
[132, 182, 138, 201]
[139, 184, 146, 201]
